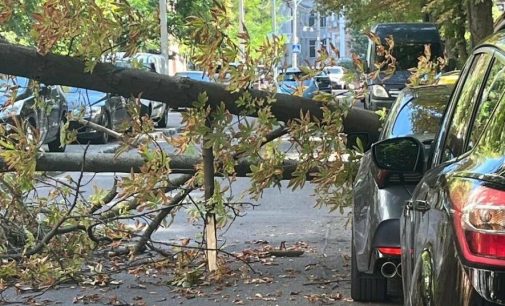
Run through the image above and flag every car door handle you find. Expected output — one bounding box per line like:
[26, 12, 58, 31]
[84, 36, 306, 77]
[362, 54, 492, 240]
[404, 200, 413, 217]
[413, 200, 431, 212]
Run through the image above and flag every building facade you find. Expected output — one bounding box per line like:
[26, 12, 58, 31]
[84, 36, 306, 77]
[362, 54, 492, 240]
[278, 0, 351, 68]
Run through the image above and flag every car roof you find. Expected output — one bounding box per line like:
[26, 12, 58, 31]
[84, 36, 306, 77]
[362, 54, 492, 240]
[285, 67, 302, 73]
[371, 22, 441, 43]
[480, 28, 505, 52]
[399, 84, 454, 108]
[494, 13, 505, 33]
[176, 71, 205, 75]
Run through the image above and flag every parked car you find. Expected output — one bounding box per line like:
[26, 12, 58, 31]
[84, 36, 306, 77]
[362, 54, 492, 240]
[364, 23, 444, 110]
[64, 87, 131, 144]
[0, 74, 67, 152]
[277, 67, 331, 99]
[351, 83, 454, 302]
[324, 65, 347, 89]
[175, 71, 212, 83]
[370, 25, 505, 305]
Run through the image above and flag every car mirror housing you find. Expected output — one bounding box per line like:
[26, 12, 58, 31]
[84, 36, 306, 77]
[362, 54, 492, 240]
[372, 137, 424, 173]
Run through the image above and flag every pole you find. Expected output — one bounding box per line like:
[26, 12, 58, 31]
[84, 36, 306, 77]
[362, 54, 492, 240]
[159, 0, 169, 75]
[316, 12, 321, 54]
[339, 14, 346, 58]
[291, 0, 298, 68]
[272, 0, 276, 34]
[239, 0, 245, 58]
[272, 0, 278, 84]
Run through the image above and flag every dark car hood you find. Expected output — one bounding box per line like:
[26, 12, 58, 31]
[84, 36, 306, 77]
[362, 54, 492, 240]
[369, 70, 410, 87]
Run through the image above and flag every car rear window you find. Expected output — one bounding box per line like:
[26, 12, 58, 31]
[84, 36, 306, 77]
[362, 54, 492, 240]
[391, 90, 449, 138]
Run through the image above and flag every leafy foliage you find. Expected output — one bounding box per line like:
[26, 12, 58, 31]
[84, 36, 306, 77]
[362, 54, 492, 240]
[0, 0, 364, 288]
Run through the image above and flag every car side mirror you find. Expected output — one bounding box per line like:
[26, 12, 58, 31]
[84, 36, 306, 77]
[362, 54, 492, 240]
[372, 137, 424, 173]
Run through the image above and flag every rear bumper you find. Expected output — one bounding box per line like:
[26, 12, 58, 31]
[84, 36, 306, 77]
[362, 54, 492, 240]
[367, 219, 401, 273]
[467, 267, 505, 305]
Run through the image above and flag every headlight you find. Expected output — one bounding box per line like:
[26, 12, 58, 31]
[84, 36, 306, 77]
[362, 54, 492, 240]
[371, 85, 389, 98]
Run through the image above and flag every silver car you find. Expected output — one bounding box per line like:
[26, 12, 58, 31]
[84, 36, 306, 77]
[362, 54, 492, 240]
[351, 84, 454, 302]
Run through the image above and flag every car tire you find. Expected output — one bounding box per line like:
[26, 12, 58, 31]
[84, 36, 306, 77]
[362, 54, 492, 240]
[351, 235, 387, 302]
[157, 106, 169, 128]
[94, 112, 111, 144]
[47, 118, 66, 152]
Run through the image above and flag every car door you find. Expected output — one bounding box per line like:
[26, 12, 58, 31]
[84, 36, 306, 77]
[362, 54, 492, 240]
[401, 49, 495, 302]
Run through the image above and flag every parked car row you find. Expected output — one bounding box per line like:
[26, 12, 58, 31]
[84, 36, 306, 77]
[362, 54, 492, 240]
[352, 21, 505, 306]
[277, 67, 333, 99]
[0, 53, 212, 150]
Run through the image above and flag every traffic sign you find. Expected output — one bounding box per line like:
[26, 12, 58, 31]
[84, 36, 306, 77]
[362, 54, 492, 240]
[292, 44, 301, 54]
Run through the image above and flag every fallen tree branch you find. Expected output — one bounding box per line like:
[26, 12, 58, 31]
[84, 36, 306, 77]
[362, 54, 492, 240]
[0, 41, 380, 145]
[55, 174, 194, 236]
[0, 152, 300, 178]
[19, 146, 90, 258]
[132, 187, 193, 255]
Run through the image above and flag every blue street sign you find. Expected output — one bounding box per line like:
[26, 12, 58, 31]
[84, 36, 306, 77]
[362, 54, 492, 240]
[292, 44, 301, 54]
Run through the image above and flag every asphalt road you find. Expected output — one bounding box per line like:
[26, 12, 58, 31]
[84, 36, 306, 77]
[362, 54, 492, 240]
[3, 111, 398, 306]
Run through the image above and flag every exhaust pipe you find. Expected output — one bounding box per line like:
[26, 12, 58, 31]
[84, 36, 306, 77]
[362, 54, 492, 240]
[396, 263, 402, 277]
[380, 261, 397, 278]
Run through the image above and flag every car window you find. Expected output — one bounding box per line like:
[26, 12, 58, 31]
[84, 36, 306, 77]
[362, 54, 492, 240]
[475, 93, 505, 158]
[0, 74, 31, 105]
[175, 72, 211, 82]
[467, 58, 505, 150]
[440, 53, 492, 163]
[390, 92, 447, 138]
[62, 87, 107, 104]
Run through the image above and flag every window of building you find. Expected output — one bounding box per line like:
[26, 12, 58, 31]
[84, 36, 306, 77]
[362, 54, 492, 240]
[309, 11, 315, 27]
[309, 40, 316, 58]
[320, 16, 327, 28]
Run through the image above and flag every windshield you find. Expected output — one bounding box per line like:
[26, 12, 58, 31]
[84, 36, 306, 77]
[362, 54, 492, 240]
[62, 87, 107, 106]
[391, 93, 447, 138]
[394, 43, 443, 70]
[0, 74, 30, 105]
[326, 67, 344, 75]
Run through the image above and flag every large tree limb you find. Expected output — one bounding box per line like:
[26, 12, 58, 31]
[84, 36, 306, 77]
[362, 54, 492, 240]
[0, 152, 299, 178]
[0, 42, 380, 145]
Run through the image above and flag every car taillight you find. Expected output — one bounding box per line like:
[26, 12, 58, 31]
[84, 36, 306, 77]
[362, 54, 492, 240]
[378, 247, 401, 256]
[450, 181, 505, 268]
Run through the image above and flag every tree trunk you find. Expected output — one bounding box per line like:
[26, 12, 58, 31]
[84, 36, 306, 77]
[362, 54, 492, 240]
[203, 116, 218, 272]
[0, 41, 381, 147]
[467, 0, 493, 47]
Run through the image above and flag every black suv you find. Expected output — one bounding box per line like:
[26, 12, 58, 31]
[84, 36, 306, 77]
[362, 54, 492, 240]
[370, 28, 505, 305]
[364, 23, 443, 110]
